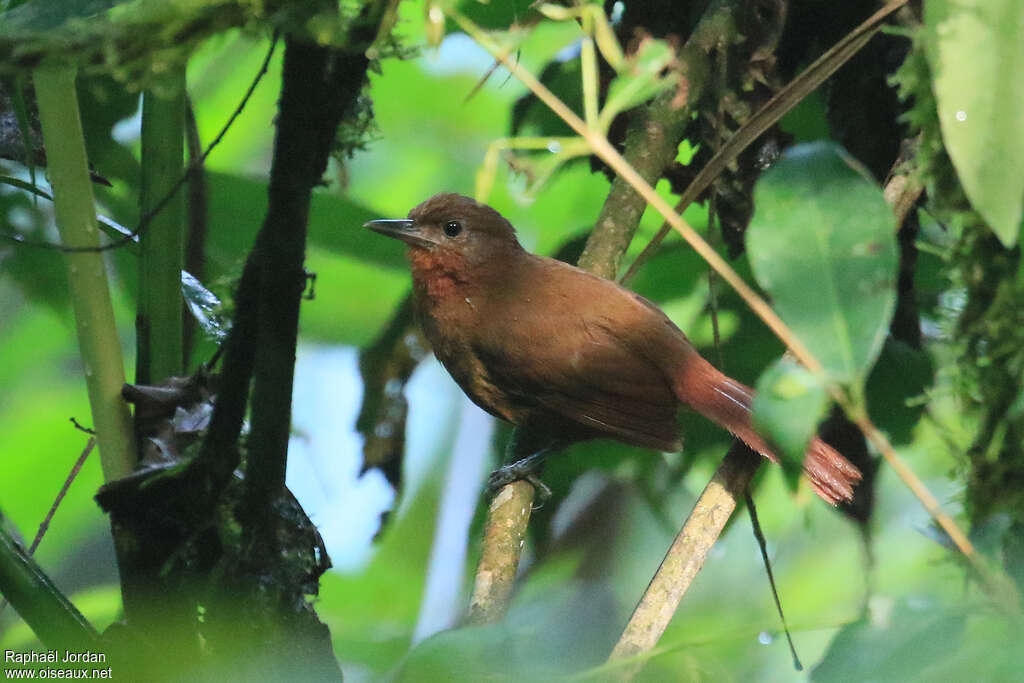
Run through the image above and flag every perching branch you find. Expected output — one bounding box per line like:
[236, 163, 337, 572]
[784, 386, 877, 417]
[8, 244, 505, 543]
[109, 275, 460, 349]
[608, 444, 760, 676]
[466, 480, 536, 625]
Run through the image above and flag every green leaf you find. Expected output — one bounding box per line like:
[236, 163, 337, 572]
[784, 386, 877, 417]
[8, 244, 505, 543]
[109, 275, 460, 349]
[203, 171, 406, 282]
[453, 0, 539, 31]
[813, 601, 964, 682]
[601, 38, 678, 129]
[812, 599, 1024, 682]
[298, 247, 408, 347]
[321, 467, 448, 672]
[865, 338, 934, 445]
[748, 142, 898, 386]
[180, 270, 227, 342]
[752, 355, 829, 484]
[397, 624, 514, 682]
[0, 189, 70, 313]
[925, 0, 1024, 247]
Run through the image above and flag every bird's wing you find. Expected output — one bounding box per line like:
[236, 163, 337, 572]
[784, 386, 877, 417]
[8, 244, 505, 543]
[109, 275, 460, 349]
[473, 294, 683, 451]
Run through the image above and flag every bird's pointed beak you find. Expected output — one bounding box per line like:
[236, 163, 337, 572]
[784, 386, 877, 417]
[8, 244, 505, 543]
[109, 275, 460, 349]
[363, 218, 435, 248]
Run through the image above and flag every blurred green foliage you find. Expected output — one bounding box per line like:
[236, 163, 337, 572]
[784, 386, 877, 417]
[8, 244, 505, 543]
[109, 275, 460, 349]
[1, 0, 1022, 681]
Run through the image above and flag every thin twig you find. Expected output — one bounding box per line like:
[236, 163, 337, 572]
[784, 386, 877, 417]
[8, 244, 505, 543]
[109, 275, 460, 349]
[0, 438, 95, 617]
[68, 416, 95, 434]
[847, 412, 1019, 609]
[746, 491, 802, 671]
[30, 439, 96, 555]
[854, 415, 974, 555]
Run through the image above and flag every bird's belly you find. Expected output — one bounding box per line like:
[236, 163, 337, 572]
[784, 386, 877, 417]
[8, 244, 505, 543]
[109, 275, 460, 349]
[415, 290, 527, 425]
[433, 340, 525, 424]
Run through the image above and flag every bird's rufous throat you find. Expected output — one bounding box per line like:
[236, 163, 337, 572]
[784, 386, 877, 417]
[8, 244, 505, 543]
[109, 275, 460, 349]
[365, 193, 860, 504]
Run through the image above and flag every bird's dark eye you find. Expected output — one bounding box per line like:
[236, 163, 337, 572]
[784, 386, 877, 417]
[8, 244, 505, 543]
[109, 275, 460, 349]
[444, 220, 462, 237]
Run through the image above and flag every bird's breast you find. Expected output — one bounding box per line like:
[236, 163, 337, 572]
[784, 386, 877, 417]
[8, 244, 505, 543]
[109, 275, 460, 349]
[408, 247, 470, 301]
[406, 253, 526, 423]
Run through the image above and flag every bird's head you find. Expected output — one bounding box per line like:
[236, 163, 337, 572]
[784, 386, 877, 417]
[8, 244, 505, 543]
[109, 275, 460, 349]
[364, 194, 524, 271]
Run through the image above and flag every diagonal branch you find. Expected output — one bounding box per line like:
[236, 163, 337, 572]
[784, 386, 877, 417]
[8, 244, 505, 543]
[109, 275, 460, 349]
[577, 0, 734, 278]
[466, 480, 535, 624]
[0, 512, 99, 651]
[608, 444, 760, 676]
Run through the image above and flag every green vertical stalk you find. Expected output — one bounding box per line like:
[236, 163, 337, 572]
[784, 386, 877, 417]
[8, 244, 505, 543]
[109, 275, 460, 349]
[137, 71, 186, 384]
[33, 65, 136, 482]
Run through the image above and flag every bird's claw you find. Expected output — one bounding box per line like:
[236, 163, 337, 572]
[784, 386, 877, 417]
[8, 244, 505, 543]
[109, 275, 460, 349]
[487, 464, 552, 507]
[525, 473, 551, 508]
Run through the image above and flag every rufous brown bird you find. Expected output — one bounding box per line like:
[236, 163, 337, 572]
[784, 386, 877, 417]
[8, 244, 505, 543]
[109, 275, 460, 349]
[365, 194, 860, 504]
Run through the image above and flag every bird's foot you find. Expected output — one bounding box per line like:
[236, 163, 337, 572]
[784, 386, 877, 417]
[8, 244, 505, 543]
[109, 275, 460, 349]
[487, 464, 551, 507]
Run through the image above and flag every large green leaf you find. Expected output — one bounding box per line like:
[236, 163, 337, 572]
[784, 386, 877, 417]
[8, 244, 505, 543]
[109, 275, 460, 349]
[203, 171, 407, 281]
[202, 173, 411, 346]
[752, 355, 829, 483]
[747, 142, 897, 386]
[813, 600, 1023, 682]
[0, 189, 69, 314]
[925, 0, 1024, 247]
[299, 246, 407, 347]
[320, 462, 450, 672]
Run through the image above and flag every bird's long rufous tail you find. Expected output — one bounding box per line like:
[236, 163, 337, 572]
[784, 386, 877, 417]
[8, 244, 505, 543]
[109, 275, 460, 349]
[672, 352, 861, 505]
